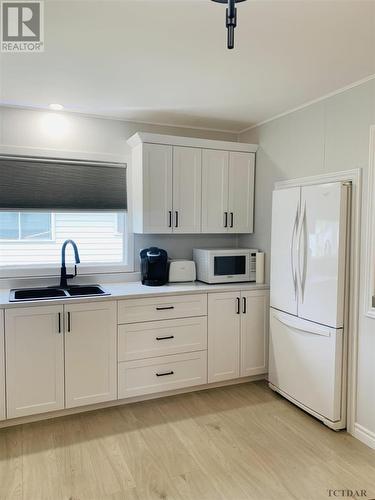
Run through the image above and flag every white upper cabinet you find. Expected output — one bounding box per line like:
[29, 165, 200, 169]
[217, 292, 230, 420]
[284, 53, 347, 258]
[139, 143, 173, 234]
[0, 310, 5, 421]
[128, 133, 257, 234]
[228, 152, 255, 233]
[65, 301, 117, 408]
[5, 305, 64, 418]
[202, 149, 229, 233]
[202, 149, 255, 233]
[172, 146, 202, 233]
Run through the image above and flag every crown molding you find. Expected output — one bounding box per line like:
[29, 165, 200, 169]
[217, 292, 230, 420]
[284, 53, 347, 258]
[238, 73, 375, 135]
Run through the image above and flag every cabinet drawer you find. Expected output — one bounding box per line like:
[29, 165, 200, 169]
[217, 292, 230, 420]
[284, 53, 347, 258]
[118, 294, 207, 324]
[118, 317, 207, 361]
[118, 351, 207, 398]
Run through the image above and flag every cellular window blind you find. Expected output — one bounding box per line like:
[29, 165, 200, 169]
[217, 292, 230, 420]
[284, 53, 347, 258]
[0, 156, 127, 210]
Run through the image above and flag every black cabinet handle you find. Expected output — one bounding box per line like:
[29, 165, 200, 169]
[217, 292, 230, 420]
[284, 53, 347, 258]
[58, 313, 61, 334]
[242, 297, 247, 314]
[67, 311, 71, 332]
[236, 297, 240, 314]
[156, 335, 174, 341]
[230, 212, 234, 228]
[175, 211, 179, 228]
[156, 371, 174, 377]
[156, 306, 174, 311]
[168, 211, 172, 228]
[224, 212, 228, 228]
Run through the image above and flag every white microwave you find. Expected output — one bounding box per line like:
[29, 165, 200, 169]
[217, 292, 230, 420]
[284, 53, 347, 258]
[193, 248, 259, 284]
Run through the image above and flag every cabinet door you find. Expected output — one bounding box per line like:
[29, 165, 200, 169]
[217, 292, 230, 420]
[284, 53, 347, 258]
[172, 146, 202, 233]
[228, 152, 255, 233]
[270, 187, 300, 316]
[142, 143, 173, 233]
[5, 305, 64, 418]
[0, 311, 5, 421]
[202, 149, 229, 233]
[208, 292, 240, 382]
[240, 290, 269, 377]
[65, 301, 117, 408]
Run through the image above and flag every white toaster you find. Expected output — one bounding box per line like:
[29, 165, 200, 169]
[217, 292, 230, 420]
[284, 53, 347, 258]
[168, 260, 196, 283]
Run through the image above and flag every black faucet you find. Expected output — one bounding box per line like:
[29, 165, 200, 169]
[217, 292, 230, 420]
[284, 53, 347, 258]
[60, 240, 81, 289]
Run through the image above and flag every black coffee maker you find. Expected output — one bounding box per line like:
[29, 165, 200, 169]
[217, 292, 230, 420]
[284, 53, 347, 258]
[140, 247, 169, 286]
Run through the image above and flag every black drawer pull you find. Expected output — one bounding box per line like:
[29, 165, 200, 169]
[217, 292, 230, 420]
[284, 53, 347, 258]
[156, 335, 175, 341]
[156, 306, 174, 310]
[156, 371, 174, 377]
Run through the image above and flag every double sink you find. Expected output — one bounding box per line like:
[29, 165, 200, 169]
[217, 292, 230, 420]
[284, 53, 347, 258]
[9, 285, 109, 302]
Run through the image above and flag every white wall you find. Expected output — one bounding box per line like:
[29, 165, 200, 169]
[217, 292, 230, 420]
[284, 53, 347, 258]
[0, 107, 239, 267]
[238, 79, 375, 442]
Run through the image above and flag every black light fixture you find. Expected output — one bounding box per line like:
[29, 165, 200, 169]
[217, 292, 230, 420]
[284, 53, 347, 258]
[212, 0, 247, 50]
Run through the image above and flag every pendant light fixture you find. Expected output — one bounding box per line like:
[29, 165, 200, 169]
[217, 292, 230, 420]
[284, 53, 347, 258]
[212, 0, 247, 49]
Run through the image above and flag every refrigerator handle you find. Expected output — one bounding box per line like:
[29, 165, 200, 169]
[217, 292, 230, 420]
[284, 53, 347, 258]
[291, 204, 299, 300]
[302, 204, 308, 300]
[296, 202, 306, 302]
[272, 312, 332, 337]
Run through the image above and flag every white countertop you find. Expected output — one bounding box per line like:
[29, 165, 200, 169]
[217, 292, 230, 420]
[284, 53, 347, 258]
[0, 281, 269, 308]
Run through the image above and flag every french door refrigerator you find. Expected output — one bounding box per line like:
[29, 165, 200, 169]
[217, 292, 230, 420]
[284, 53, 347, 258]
[269, 181, 350, 430]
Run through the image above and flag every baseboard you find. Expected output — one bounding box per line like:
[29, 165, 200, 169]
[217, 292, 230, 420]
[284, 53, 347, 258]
[353, 423, 375, 449]
[0, 374, 267, 429]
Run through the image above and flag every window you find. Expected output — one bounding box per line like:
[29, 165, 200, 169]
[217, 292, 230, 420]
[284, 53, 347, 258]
[0, 211, 131, 274]
[0, 212, 53, 241]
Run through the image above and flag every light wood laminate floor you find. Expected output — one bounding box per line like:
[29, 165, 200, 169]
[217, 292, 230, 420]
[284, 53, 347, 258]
[0, 381, 374, 500]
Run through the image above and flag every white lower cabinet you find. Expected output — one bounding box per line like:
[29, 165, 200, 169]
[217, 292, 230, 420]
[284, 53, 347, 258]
[118, 293, 207, 324]
[0, 310, 6, 421]
[208, 292, 241, 383]
[65, 301, 117, 408]
[118, 351, 207, 399]
[5, 305, 65, 418]
[240, 291, 269, 377]
[5, 301, 117, 419]
[208, 290, 268, 383]
[2, 289, 268, 423]
[118, 316, 207, 361]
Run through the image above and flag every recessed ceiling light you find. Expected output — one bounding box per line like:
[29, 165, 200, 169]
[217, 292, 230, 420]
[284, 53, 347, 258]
[48, 103, 64, 111]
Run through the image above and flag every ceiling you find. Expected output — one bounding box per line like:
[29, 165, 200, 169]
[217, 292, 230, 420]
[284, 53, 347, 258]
[0, 0, 374, 132]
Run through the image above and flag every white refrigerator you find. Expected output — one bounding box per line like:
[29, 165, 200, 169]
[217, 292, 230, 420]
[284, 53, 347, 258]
[269, 181, 350, 430]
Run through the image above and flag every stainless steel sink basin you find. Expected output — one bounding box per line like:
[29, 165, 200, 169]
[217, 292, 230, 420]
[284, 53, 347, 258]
[9, 284, 109, 302]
